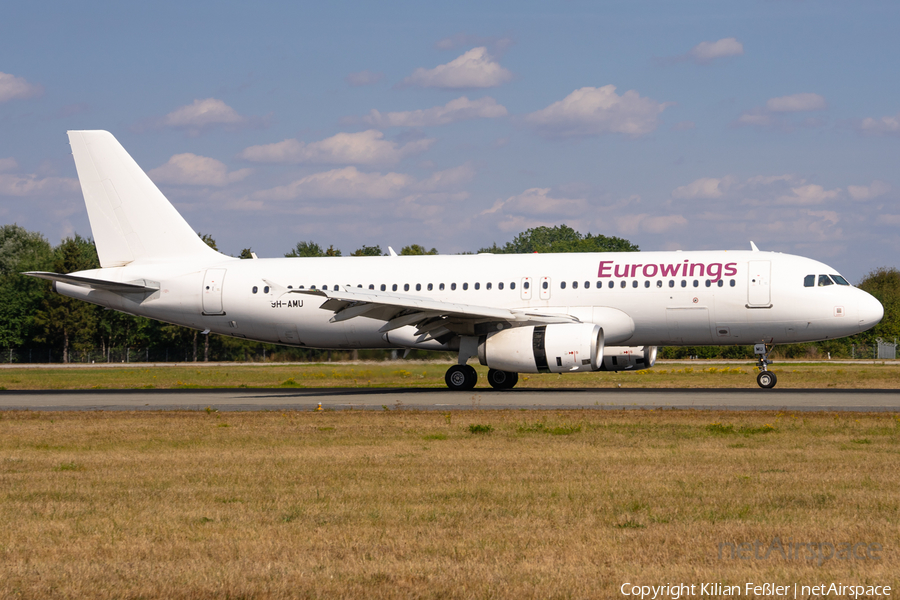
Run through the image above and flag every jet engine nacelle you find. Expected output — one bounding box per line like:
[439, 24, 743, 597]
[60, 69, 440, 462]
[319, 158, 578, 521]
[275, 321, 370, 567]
[599, 346, 657, 371]
[478, 323, 604, 374]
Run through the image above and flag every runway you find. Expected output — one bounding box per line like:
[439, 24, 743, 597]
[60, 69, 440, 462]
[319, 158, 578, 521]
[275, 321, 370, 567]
[1, 387, 898, 412]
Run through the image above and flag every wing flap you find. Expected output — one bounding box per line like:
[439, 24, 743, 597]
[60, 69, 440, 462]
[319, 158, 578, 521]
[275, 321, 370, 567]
[24, 271, 159, 293]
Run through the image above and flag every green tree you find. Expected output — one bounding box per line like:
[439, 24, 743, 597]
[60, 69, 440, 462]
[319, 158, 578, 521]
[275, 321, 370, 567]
[285, 241, 343, 257]
[0, 225, 53, 347]
[479, 224, 639, 254]
[350, 245, 383, 257]
[198, 233, 218, 251]
[32, 235, 100, 362]
[856, 267, 900, 344]
[239, 248, 255, 259]
[400, 244, 438, 256]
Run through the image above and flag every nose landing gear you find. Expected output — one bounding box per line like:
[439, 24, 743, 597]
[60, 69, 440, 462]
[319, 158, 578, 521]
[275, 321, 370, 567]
[754, 343, 777, 389]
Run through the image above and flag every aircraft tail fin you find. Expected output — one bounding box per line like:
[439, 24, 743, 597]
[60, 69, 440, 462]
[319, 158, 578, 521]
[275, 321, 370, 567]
[67, 130, 222, 267]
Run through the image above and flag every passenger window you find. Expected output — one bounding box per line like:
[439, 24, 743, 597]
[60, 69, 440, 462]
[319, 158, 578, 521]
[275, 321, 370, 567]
[609, 281, 614, 289]
[644, 281, 650, 288]
[596, 281, 602, 289]
[572, 281, 578, 289]
[804, 274, 815, 287]
[542, 281, 548, 290]
[287, 285, 293, 289]
[451, 283, 457, 290]
[474, 282, 480, 290]
[427, 283, 433, 291]
[620, 281, 626, 288]
[510, 282, 516, 290]
[486, 282, 492, 290]
[252, 286, 258, 294]
[299, 285, 305, 289]
[264, 286, 270, 293]
[439, 283, 445, 291]
[404, 284, 409, 291]
[632, 281, 638, 288]
[380, 284, 386, 291]
[523, 281, 529, 289]
[310, 285, 316, 290]
[717, 280, 723, 288]
[561, 281, 567, 289]
[656, 280, 662, 288]
[831, 274, 850, 286]
[369, 284, 374, 290]
[498, 282, 503, 290]
[392, 284, 398, 291]
[818, 274, 834, 287]
[584, 281, 589, 289]
[463, 283, 469, 290]
[693, 280, 699, 287]
[668, 280, 674, 288]
[681, 280, 687, 288]
[323, 285, 328, 291]
[729, 279, 735, 287]
[416, 283, 421, 291]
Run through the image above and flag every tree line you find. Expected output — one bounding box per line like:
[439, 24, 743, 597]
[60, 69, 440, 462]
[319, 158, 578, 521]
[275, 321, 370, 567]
[0, 223, 896, 363]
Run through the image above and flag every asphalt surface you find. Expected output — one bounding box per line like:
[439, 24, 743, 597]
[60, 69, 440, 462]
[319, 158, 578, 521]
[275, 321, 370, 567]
[1, 387, 898, 412]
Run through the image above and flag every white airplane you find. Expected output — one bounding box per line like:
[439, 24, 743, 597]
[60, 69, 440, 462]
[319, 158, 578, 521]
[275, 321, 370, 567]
[28, 131, 883, 390]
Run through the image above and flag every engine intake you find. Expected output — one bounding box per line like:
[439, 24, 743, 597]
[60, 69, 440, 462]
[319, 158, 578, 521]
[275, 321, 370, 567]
[599, 346, 657, 371]
[478, 323, 604, 374]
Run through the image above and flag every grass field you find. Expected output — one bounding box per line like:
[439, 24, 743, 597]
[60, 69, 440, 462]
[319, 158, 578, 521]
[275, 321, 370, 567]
[1, 361, 900, 390]
[0, 409, 897, 599]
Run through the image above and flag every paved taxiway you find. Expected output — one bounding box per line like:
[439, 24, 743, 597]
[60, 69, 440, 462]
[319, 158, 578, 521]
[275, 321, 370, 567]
[1, 388, 898, 412]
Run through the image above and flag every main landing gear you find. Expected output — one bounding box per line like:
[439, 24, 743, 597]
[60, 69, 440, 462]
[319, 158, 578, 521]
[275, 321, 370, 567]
[754, 343, 777, 389]
[444, 365, 520, 390]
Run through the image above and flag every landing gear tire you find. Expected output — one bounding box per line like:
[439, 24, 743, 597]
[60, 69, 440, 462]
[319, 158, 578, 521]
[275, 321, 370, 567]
[445, 364, 477, 390]
[487, 368, 518, 390]
[757, 371, 777, 389]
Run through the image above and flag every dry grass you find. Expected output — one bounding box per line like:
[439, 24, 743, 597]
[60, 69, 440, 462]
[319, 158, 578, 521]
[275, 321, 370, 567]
[0, 409, 898, 599]
[1, 361, 900, 390]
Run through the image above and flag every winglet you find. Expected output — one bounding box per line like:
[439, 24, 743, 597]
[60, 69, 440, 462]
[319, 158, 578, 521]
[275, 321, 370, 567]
[750, 241, 760, 252]
[388, 246, 398, 257]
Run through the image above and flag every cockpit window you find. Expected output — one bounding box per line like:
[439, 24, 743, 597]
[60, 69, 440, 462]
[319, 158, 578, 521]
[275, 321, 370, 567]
[804, 274, 815, 287]
[831, 274, 850, 286]
[818, 274, 834, 287]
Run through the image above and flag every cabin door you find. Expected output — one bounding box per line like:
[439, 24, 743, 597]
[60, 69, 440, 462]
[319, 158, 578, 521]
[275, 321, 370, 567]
[202, 269, 226, 315]
[747, 260, 772, 307]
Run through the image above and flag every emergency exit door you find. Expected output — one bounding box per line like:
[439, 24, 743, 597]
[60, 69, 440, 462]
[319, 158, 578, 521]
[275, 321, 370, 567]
[747, 260, 771, 307]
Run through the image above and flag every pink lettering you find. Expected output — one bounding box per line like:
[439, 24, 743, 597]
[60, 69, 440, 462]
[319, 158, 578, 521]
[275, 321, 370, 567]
[707, 263, 722, 282]
[724, 262, 738, 277]
[689, 263, 705, 277]
[614, 264, 629, 278]
[630, 264, 642, 277]
[642, 264, 658, 277]
[660, 263, 680, 277]
[598, 261, 613, 277]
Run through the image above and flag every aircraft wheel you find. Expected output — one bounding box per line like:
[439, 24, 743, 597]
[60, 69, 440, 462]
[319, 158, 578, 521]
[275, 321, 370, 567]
[446, 365, 477, 390]
[487, 368, 518, 390]
[756, 371, 777, 389]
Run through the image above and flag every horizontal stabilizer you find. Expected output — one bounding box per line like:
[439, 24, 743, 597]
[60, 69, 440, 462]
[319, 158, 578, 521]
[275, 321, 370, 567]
[24, 271, 159, 293]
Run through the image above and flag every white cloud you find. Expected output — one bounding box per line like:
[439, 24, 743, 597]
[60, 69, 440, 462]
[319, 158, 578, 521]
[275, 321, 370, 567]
[414, 163, 476, 191]
[859, 112, 900, 135]
[148, 153, 252, 186]
[483, 188, 589, 218]
[688, 38, 744, 63]
[435, 33, 513, 53]
[0, 72, 42, 102]
[239, 130, 433, 165]
[161, 98, 248, 135]
[766, 93, 826, 113]
[362, 96, 508, 127]
[252, 167, 412, 201]
[402, 47, 512, 89]
[778, 184, 841, 205]
[0, 174, 78, 196]
[525, 85, 669, 138]
[0, 158, 18, 172]
[672, 177, 733, 200]
[346, 70, 384, 86]
[847, 180, 890, 201]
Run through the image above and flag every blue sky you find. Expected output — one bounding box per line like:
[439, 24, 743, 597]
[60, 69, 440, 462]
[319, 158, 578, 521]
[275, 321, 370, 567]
[1, 0, 898, 278]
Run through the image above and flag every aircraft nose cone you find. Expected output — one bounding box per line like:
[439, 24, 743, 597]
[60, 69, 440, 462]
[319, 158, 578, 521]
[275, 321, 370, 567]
[858, 291, 884, 332]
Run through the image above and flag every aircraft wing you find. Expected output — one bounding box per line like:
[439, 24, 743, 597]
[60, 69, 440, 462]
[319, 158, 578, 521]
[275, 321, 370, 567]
[281, 284, 579, 338]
